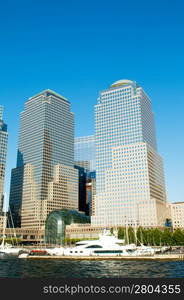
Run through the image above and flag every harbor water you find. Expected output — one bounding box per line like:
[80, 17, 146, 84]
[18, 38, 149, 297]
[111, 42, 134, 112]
[0, 256, 184, 278]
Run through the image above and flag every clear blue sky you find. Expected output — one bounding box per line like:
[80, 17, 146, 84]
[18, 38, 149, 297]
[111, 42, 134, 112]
[0, 0, 184, 205]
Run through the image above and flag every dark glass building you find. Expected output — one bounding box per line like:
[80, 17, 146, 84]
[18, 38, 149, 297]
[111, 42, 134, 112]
[74, 165, 96, 217]
[74, 165, 87, 214]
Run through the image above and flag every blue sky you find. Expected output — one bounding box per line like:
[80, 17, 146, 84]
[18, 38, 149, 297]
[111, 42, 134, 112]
[0, 0, 184, 204]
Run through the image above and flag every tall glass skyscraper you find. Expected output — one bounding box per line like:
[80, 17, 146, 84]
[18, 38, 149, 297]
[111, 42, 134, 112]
[92, 80, 168, 227]
[0, 106, 8, 213]
[9, 90, 78, 228]
[74, 135, 96, 171]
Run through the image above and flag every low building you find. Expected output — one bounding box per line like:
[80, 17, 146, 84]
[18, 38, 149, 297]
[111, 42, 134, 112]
[0, 227, 44, 243]
[170, 202, 184, 229]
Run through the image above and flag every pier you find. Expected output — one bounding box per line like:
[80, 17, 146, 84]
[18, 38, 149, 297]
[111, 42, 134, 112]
[20, 254, 184, 261]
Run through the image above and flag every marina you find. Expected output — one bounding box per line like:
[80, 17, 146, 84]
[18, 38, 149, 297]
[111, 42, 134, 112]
[1, 229, 184, 262]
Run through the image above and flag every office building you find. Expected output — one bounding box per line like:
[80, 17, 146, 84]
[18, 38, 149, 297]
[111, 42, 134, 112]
[74, 135, 96, 171]
[92, 79, 168, 227]
[0, 106, 8, 214]
[9, 90, 78, 229]
[170, 202, 184, 229]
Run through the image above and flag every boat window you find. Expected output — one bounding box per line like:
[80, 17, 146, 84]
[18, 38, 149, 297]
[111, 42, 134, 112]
[85, 245, 103, 248]
[75, 244, 87, 246]
[126, 249, 136, 253]
[70, 251, 73, 253]
[80, 251, 83, 253]
[93, 250, 123, 254]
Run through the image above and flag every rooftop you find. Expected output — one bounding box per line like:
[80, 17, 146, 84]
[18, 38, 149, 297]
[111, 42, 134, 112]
[110, 79, 135, 88]
[28, 89, 68, 102]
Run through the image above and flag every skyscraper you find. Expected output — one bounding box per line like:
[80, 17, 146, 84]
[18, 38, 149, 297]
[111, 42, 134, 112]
[0, 106, 8, 214]
[74, 135, 96, 171]
[9, 90, 78, 228]
[92, 80, 168, 227]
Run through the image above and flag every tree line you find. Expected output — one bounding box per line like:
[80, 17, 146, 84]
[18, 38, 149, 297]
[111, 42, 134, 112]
[117, 227, 184, 246]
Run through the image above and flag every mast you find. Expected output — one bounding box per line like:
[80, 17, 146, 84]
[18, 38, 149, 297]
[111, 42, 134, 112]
[140, 228, 143, 244]
[0, 194, 7, 248]
[134, 225, 137, 246]
[1, 196, 7, 248]
[125, 223, 129, 245]
[9, 205, 18, 245]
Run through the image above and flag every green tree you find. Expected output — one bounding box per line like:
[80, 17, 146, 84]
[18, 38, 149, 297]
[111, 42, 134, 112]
[118, 227, 125, 240]
[172, 229, 184, 246]
[161, 228, 173, 246]
[0, 237, 22, 245]
[152, 228, 162, 246]
[110, 228, 114, 234]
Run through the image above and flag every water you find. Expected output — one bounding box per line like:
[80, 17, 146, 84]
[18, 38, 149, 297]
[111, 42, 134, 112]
[0, 257, 184, 278]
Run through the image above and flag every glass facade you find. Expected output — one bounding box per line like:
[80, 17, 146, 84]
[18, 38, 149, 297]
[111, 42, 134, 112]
[86, 171, 96, 217]
[9, 90, 78, 228]
[74, 135, 96, 171]
[74, 165, 87, 214]
[74, 164, 96, 216]
[45, 209, 90, 245]
[92, 80, 167, 227]
[0, 106, 8, 213]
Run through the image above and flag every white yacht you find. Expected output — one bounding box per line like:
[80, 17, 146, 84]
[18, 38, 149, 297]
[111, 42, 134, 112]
[135, 244, 155, 256]
[46, 247, 64, 256]
[63, 230, 155, 257]
[0, 242, 23, 255]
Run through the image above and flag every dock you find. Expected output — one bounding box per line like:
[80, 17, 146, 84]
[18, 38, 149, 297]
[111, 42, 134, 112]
[20, 254, 184, 261]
